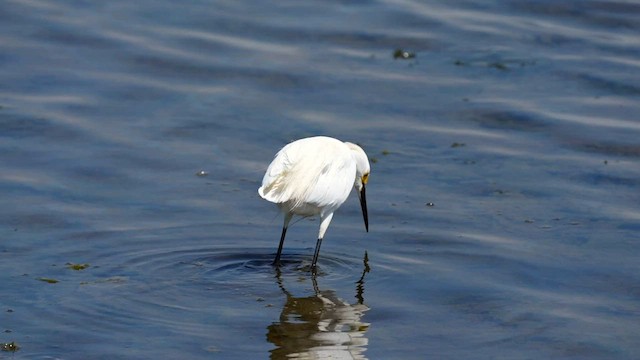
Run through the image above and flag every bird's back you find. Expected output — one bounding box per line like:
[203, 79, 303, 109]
[258, 137, 356, 215]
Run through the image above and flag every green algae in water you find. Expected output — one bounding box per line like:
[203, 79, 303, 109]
[393, 49, 416, 60]
[66, 263, 90, 271]
[37, 277, 59, 284]
[2, 342, 20, 352]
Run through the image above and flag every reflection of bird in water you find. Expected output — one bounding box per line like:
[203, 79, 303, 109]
[267, 253, 371, 359]
[258, 136, 370, 271]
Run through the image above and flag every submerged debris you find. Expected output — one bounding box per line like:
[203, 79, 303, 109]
[37, 277, 59, 284]
[393, 49, 416, 60]
[455, 58, 536, 70]
[488, 62, 508, 71]
[2, 341, 20, 352]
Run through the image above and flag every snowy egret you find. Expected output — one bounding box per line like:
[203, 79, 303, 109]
[258, 136, 370, 270]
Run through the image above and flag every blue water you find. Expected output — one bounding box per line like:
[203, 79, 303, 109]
[1, 0, 639, 359]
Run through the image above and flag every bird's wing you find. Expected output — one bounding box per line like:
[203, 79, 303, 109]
[304, 149, 354, 210]
[259, 138, 356, 211]
[258, 140, 304, 204]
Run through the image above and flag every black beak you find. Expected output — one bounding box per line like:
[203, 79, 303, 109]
[359, 183, 368, 232]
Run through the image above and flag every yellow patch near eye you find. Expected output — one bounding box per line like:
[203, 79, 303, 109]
[362, 173, 369, 184]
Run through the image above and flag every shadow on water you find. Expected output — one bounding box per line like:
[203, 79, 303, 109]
[267, 253, 371, 360]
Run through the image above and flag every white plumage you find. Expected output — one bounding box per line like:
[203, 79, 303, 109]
[259, 136, 370, 270]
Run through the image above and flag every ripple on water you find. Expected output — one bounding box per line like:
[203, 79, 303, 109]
[17, 230, 368, 357]
[105, 243, 364, 283]
[45, 233, 362, 322]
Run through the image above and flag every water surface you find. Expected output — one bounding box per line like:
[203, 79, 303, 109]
[1, 0, 639, 359]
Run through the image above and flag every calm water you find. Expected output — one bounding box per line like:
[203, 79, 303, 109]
[1, 0, 639, 359]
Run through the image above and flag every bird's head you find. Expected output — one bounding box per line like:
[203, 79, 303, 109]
[346, 142, 370, 232]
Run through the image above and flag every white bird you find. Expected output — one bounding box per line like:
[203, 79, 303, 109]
[258, 136, 370, 270]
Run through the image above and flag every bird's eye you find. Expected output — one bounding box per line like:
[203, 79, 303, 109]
[362, 173, 369, 184]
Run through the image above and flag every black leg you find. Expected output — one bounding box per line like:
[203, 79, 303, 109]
[311, 237, 323, 270]
[273, 226, 288, 266]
